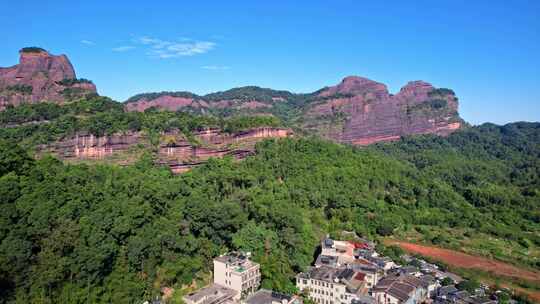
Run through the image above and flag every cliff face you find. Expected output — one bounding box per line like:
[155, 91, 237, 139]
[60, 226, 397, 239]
[124, 95, 208, 112]
[303, 77, 462, 145]
[39, 127, 292, 173]
[0, 48, 97, 110]
[124, 76, 462, 145]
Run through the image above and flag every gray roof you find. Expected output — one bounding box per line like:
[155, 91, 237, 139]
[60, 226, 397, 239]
[315, 255, 339, 267]
[438, 285, 458, 297]
[351, 295, 376, 304]
[387, 282, 414, 301]
[183, 284, 237, 304]
[399, 266, 418, 274]
[298, 266, 355, 283]
[372, 274, 425, 302]
[420, 274, 436, 285]
[245, 289, 295, 304]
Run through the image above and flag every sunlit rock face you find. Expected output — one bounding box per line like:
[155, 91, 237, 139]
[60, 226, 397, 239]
[125, 75, 462, 145]
[0, 48, 97, 110]
[304, 76, 462, 145]
[39, 127, 293, 174]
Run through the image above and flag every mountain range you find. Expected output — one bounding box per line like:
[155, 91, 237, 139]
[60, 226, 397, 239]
[1, 48, 462, 146]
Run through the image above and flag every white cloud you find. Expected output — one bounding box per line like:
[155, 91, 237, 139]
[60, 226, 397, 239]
[136, 36, 216, 58]
[201, 65, 230, 70]
[112, 46, 136, 52]
[81, 40, 95, 45]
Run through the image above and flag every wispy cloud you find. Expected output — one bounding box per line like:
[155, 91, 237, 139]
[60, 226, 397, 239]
[136, 36, 216, 59]
[112, 46, 136, 52]
[81, 40, 95, 45]
[201, 65, 230, 70]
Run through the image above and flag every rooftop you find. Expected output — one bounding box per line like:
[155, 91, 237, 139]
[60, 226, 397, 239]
[297, 266, 356, 283]
[372, 274, 423, 302]
[351, 295, 376, 304]
[315, 255, 339, 267]
[214, 252, 258, 273]
[183, 284, 237, 304]
[245, 289, 301, 304]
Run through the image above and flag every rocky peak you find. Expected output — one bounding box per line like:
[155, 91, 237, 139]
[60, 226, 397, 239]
[305, 77, 462, 145]
[395, 80, 435, 100]
[0, 47, 96, 110]
[319, 76, 389, 99]
[17, 48, 76, 82]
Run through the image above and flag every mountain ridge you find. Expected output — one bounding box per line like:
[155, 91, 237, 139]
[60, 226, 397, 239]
[124, 75, 462, 145]
[0, 47, 462, 146]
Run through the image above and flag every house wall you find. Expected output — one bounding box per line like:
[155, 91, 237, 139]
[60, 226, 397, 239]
[296, 277, 357, 304]
[214, 259, 260, 300]
[372, 292, 400, 304]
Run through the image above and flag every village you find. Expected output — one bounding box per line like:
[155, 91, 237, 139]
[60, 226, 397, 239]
[180, 237, 507, 304]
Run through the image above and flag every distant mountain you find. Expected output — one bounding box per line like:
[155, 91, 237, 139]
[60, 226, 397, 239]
[0, 47, 97, 110]
[0, 47, 462, 145]
[125, 76, 463, 145]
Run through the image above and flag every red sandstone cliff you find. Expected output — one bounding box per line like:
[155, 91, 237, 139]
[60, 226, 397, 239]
[304, 76, 462, 145]
[0, 48, 97, 110]
[124, 76, 462, 145]
[39, 127, 293, 174]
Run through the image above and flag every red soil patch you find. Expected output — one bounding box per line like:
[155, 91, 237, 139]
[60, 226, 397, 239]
[387, 240, 540, 283]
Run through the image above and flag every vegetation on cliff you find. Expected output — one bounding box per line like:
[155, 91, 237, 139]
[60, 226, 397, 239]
[56, 78, 94, 86]
[0, 119, 538, 303]
[3, 85, 33, 95]
[0, 98, 284, 148]
[126, 91, 200, 103]
[19, 47, 47, 53]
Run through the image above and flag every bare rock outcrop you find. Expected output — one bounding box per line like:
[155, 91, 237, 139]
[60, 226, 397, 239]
[304, 76, 462, 145]
[0, 47, 97, 110]
[125, 76, 462, 145]
[39, 127, 293, 173]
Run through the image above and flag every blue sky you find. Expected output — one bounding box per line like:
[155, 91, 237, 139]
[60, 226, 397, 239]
[1, 0, 539, 124]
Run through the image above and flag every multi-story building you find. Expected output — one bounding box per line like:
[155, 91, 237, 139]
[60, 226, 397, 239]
[214, 252, 261, 300]
[317, 238, 383, 289]
[371, 274, 427, 304]
[296, 266, 375, 304]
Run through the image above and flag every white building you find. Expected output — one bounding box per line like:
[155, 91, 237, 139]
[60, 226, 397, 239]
[214, 252, 261, 300]
[296, 266, 373, 304]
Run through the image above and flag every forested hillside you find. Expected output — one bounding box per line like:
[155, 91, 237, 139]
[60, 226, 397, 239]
[0, 120, 538, 303]
[0, 98, 283, 149]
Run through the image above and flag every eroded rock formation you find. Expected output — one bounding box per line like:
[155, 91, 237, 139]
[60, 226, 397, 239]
[39, 127, 292, 173]
[303, 77, 462, 145]
[125, 76, 462, 145]
[0, 48, 97, 110]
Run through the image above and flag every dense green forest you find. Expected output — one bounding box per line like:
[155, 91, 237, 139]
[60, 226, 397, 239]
[0, 106, 539, 303]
